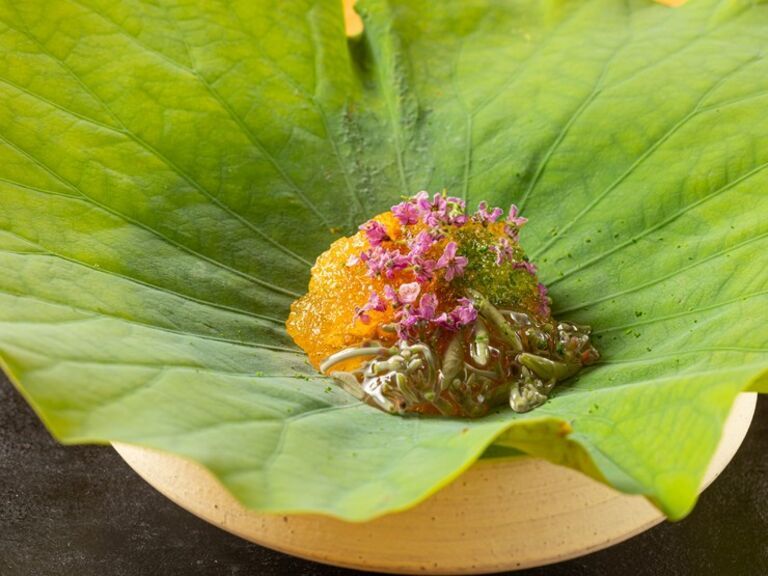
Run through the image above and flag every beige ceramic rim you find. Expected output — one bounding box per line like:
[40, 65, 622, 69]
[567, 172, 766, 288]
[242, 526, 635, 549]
[114, 392, 756, 574]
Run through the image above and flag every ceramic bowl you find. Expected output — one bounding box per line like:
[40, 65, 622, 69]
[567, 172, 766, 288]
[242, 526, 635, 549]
[114, 392, 756, 574]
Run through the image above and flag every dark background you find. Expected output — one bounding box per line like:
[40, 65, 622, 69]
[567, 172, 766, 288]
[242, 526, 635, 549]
[1, 372, 765, 576]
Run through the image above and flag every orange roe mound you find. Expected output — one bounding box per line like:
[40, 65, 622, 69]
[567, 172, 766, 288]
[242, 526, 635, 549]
[287, 212, 399, 369]
[287, 207, 548, 371]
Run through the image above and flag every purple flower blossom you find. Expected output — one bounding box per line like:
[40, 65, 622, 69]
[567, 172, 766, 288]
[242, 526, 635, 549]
[475, 201, 504, 224]
[369, 291, 387, 311]
[359, 220, 390, 247]
[355, 311, 371, 324]
[391, 200, 420, 225]
[489, 237, 515, 265]
[450, 213, 469, 226]
[414, 190, 434, 212]
[388, 290, 440, 339]
[398, 281, 421, 304]
[503, 204, 528, 239]
[444, 196, 468, 226]
[411, 258, 436, 283]
[434, 298, 477, 330]
[408, 230, 436, 256]
[506, 204, 528, 227]
[513, 260, 537, 275]
[503, 224, 519, 240]
[417, 293, 438, 319]
[402, 231, 439, 282]
[421, 193, 448, 226]
[354, 290, 387, 324]
[436, 241, 468, 281]
[383, 284, 398, 303]
[452, 297, 478, 325]
[394, 308, 420, 340]
[361, 246, 409, 279]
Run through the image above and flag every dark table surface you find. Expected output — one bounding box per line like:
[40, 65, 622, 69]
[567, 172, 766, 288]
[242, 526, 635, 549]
[1, 372, 765, 576]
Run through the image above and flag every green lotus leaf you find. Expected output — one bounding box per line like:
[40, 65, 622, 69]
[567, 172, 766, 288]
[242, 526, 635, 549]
[0, 0, 766, 521]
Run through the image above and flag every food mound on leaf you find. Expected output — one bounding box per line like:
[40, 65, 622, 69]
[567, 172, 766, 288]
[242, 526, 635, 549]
[287, 192, 599, 417]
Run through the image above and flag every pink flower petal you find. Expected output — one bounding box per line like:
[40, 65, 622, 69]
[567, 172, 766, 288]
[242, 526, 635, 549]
[359, 220, 390, 247]
[383, 285, 398, 304]
[391, 201, 420, 225]
[418, 293, 438, 319]
[397, 281, 421, 304]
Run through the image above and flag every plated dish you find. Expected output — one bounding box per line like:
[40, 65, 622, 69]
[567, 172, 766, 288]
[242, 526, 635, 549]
[0, 0, 765, 548]
[288, 193, 599, 416]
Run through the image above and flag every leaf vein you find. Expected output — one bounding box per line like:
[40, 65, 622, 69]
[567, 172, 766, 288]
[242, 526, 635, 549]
[557, 230, 768, 314]
[0, 10, 313, 269]
[550, 157, 768, 286]
[0, 242, 286, 326]
[532, 54, 764, 260]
